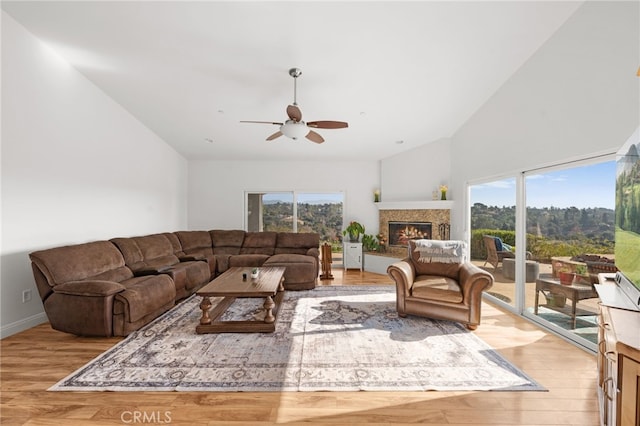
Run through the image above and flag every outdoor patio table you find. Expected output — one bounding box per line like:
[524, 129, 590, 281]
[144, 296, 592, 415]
[534, 273, 599, 329]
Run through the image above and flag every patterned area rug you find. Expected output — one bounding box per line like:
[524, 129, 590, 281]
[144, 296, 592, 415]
[50, 286, 545, 392]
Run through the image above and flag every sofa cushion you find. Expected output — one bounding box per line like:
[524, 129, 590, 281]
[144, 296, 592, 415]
[88, 266, 134, 283]
[412, 275, 463, 303]
[175, 230, 214, 255]
[135, 234, 180, 265]
[210, 230, 245, 255]
[228, 254, 270, 268]
[111, 234, 180, 271]
[172, 261, 211, 292]
[266, 253, 315, 265]
[264, 253, 317, 285]
[113, 274, 176, 323]
[29, 241, 128, 287]
[240, 231, 277, 255]
[174, 231, 216, 276]
[274, 232, 320, 255]
[110, 237, 145, 268]
[55, 280, 125, 297]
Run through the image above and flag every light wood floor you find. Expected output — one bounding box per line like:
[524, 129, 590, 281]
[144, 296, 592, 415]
[1, 270, 599, 425]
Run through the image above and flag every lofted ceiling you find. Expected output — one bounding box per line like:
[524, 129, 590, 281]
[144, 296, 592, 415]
[2, 1, 583, 161]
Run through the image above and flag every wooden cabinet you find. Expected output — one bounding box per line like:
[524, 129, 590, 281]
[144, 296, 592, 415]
[597, 303, 640, 426]
[618, 353, 640, 426]
[343, 242, 363, 271]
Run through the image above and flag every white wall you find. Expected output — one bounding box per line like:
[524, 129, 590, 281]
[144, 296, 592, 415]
[379, 2, 639, 241]
[449, 1, 639, 239]
[188, 160, 380, 235]
[1, 13, 189, 337]
[381, 137, 451, 202]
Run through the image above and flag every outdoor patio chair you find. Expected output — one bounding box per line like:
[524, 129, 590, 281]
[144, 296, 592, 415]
[483, 235, 515, 270]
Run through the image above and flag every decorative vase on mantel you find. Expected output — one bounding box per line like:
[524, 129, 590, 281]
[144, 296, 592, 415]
[439, 185, 448, 201]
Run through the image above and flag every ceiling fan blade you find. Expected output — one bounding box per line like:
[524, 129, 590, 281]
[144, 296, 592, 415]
[307, 120, 349, 129]
[287, 105, 302, 122]
[266, 131, 283, 141]
[240, 120, 283, 125]
[306, 130, 324, 144]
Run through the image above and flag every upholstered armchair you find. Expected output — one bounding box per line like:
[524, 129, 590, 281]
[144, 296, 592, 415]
[387, 240, 494, 330]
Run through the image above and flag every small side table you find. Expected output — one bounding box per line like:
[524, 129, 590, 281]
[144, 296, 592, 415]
[534, 274, 599, 329]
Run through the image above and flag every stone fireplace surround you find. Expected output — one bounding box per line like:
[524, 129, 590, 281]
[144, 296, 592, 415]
[378, 204, 451, 258]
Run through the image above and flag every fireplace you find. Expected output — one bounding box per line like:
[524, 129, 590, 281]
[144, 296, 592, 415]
[378, 207, 450, 257]
[388, 221, 432, 247]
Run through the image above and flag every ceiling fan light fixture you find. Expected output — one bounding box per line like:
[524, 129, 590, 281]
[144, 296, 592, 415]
[280, 121, 308, 140]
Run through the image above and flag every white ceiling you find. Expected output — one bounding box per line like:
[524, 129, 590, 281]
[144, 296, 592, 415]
[2, 1, 583, 161]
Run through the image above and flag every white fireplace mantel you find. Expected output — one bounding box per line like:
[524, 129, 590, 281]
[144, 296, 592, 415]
[375, 200, 453, 210]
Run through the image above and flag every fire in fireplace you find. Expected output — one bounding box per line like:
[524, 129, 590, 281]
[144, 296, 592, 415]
[388, 221, 432, 247]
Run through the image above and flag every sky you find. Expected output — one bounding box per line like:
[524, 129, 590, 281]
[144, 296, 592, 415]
[262, 192, 344, 204]
[259, 161, 617, 209]
[471, 161, 616, 209]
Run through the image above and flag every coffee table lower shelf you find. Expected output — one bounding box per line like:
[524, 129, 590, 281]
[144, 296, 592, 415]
[196, 290, 285, 334]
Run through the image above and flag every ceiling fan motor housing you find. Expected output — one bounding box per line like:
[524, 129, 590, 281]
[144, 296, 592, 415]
[281, 120, 308, 140]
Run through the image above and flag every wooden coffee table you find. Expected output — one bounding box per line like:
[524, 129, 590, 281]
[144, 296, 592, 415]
[196, 266, 285, 334]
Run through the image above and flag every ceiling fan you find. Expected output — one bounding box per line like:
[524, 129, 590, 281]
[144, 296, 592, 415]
[241, 68, 348, 144]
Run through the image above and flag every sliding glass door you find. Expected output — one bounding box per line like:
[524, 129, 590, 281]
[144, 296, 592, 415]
[469, 158, 615, 351]
[470, 178, 519, 309]
[523, 161, 615, 349]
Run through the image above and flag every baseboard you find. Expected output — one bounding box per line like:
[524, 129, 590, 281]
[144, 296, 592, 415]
[1, 312, 48, 339]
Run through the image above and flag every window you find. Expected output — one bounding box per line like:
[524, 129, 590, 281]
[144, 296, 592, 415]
[245, 191, 343, 245]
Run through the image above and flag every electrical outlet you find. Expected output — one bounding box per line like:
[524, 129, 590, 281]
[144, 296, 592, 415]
[22, 289, 32, 303]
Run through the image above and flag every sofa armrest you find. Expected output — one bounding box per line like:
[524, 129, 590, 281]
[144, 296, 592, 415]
[133, 266, 171, 276]
[458, 262, 494, 304]
[54, 280, 125, 297]
[179, 254, 205, 262]
[387, 260, 415, 296]
[387, 260, 415, 316]
[306, 247, 319, 258]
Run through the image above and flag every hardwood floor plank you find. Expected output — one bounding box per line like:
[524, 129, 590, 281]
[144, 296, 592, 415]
[1, 270, 600, 425]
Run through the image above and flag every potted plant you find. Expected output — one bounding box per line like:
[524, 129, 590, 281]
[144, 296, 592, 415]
[545, 292, 566, 308]
[574, 264, 589, 284]
[362, 234, 380, 252]
[558, 266, 575, 286]
[343, 221, 365, 242]
[250, 267, 259, 279]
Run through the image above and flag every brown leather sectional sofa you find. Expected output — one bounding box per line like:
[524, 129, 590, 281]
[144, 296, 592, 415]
[29, 230, 320, 337]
